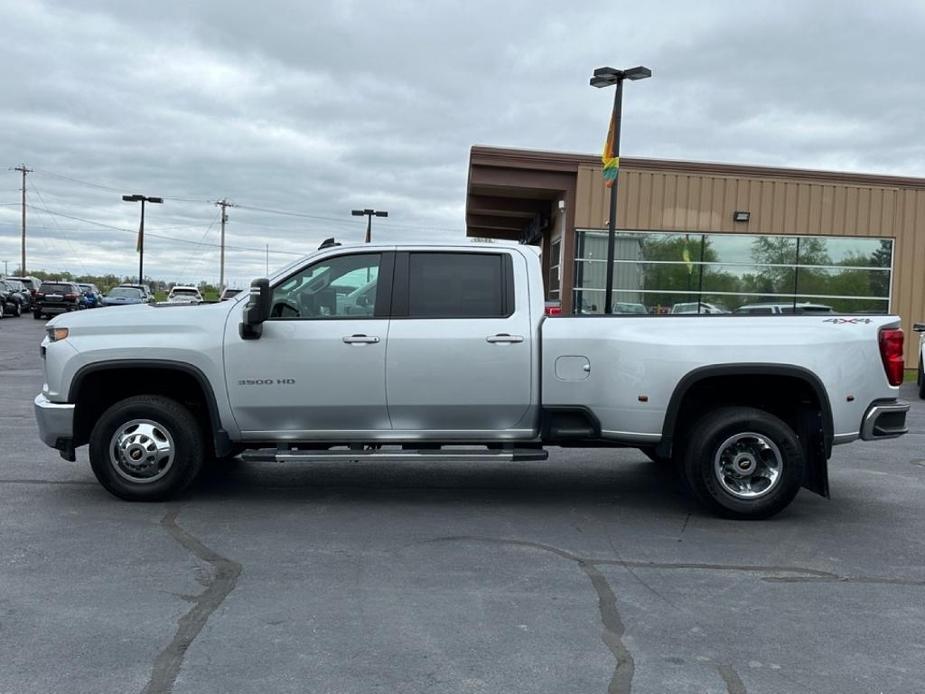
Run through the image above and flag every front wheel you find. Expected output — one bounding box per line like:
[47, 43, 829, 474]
[88, 395, 204, 501]
[681, 407, 804, 520]
[33, 311, 43, 320]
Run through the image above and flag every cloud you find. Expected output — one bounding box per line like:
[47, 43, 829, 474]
[1, 0, 923, 283]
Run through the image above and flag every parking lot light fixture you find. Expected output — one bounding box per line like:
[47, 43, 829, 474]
[351, 208, 389, 243]
[590, 64, 652, 315]
[122, 194, 163, 284]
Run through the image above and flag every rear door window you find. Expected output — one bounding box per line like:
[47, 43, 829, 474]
[402, 252, 512, 318]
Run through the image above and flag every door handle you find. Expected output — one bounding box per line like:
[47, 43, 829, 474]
[486, 333, 524, 344]
[343, 334, 380, 344]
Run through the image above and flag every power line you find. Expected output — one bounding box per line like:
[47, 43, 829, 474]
[32, 169, 213, 203]
[26, 203, 302, 256]
[32, 167, 464, 233]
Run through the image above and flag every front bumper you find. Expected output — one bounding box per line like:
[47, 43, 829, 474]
[860, 400, 909, 440]
[34, 394, 75, 450]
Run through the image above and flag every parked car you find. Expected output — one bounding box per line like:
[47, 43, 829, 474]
[167, 286, 203, 304]
[33, 281, 82, 319]
[671, 301, 729, 314]
[1, 278, 32, 316]
[35, 242, 908, 520]
[4, 278, 33, 310]
[76, 283, 102, 309]
[735, 302, 834, 315]
[0, 279, 26, 317]
[6, 275, 42, 299]
[219, 288, 243, 301]
[101, 286, 149, 307]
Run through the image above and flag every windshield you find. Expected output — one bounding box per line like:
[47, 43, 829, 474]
[107, 287, 143, 299]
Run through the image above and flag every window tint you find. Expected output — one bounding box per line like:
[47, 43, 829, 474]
[270, 253, 380, 319]
[407, 252, 509, 318]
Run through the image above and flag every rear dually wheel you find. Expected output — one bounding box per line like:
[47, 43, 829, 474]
[681, 406, 804, 520]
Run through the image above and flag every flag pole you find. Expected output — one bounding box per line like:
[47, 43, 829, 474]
[603, 78, 624, 315]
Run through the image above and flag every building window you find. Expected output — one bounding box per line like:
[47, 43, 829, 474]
[547, 235, 561, 299]
[572, 230, 893, 315]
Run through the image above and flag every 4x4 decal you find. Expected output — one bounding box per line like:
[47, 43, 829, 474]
[823, 318, 872, 324]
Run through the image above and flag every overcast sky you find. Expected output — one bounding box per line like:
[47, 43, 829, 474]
[1, 0, 923, 285]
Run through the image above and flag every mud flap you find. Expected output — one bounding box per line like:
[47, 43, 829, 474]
[797, 407, 830, 498]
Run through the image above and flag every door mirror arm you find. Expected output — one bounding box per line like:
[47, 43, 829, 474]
[240, 278, 272, 340]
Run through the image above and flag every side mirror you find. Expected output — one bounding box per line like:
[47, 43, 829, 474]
[240, 278, 271, 340]
[913, 323, 925, 333]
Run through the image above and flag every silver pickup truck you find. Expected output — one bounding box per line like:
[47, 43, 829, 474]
[35, 243, 909, 519]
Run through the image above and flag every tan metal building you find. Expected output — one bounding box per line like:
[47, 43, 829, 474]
[466, 145, 925, 359]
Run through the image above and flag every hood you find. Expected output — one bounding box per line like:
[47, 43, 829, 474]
[49, 299, 233, 329]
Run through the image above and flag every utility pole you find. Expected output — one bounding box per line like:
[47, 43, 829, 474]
[2, 260, 8, 276]
[265, 244, 269, 275]
[215, 199, 235, 290]
[13, 165, 31, 274]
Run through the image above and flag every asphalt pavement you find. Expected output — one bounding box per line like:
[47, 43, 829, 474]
[1, 314, 924, 694]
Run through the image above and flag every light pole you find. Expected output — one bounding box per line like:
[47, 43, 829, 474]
[351, 208, 388, 243]
[590, 65, 652, 314]
[122, 194, 163, 285]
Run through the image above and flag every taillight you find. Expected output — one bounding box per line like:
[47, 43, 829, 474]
[64, 293, 77, 300]
[545, 305, 562, 316]
[878, 328, 904, 386]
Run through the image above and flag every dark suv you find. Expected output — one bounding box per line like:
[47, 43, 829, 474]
[34, 281, 82, 319]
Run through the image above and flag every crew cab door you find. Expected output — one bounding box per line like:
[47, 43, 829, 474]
[224, 251, 393, 437]
[385, 250, 535, 436]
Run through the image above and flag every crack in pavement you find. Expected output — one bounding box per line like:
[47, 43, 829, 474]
[422, 536, 925, 693]
[141, 509, 242, 694]
[716, 662, 747, 694]
[426, 537, 634, 694]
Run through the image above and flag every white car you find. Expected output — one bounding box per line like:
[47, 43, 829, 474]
[670, 301, 729, 315]
[167, 286, 203, 304]
[736, 302, 833, 315]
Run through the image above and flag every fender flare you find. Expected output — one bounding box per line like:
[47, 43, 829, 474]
[68, 359, 233, 457]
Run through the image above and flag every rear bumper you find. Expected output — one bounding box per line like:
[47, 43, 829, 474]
[34, 394, 75, 450]
[860, 400, 909, 440]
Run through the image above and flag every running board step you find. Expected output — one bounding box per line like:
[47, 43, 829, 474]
[240, 447, 549, 463]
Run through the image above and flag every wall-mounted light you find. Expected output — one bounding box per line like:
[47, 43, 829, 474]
[733, 210, 750, 222]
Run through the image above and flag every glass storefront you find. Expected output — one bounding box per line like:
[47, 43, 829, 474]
[572, 230, 893, 315]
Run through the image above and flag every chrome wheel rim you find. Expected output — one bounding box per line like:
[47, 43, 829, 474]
[109, 419, 175, 484]
[713, 432, 782, 499]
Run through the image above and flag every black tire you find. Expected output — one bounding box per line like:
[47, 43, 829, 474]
[918, 357, 924, 400]
[13, 303, 21, 317]
[88, 395, 204, 501]
[33, 311, 43, 320]
[681, 406, 804, 520]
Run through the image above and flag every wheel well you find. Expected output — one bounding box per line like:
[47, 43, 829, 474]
[71, 367, 216, 453]
[661, 371, 832, 497]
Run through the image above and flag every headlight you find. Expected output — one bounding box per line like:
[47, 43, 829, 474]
[46, 327, 69, 342]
